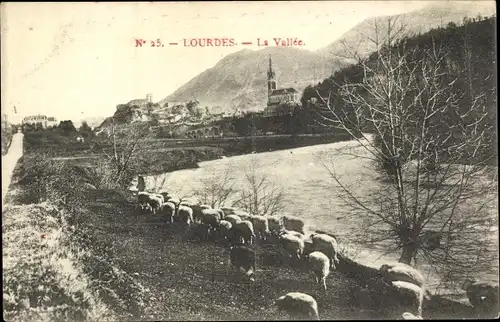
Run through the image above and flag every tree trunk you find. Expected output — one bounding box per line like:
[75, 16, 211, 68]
[399, 243, 418, 265]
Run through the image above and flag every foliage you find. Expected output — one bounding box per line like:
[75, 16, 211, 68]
[317, 15, 497, 291]
[58, 120, 77, 135]
[191, 164, 237, 208]
[92, 120, 152, 189]
[2, 202, 114, 322]
[78, 121, 94, 138]
[232, 156, 286, 217]
[1, 120, 13, 155]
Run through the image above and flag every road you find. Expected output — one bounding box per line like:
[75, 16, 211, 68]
[2, 132, 24, 208]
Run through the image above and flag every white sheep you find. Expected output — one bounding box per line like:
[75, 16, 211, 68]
[279, 233, 305, 260]
[163, 201, 176, 223]
[379, 262, 425, 288]
[166, 196, 181, 207]
[275, 292, 319, 320]
[233, 220, 256, 245]
[390, 280, 426, 318]
[310, 233, 340, 269]
[283, 215, 306, 234]
[137, 192, 151, 211]
[308, 251, 330, 291]
[250, 215, 270, 241]
[218, 220, 232, 241]
[191, 204, 211, 224]
[234, 210, 252, 221]
[402, 312, 423, 320]
[152, 193, 165, 206]
[178, 205, 194, 226]
[221, 207, 237, 217]
[214, 208, 225, 220]
[267, 215, 282, 234]
[280, 229, 306, 240]
[224, 214, 242, 226]
[201, 209, 222, 240]
[148, 195, 163, 214]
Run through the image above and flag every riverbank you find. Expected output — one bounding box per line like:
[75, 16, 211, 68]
[5, 145, 491, 320]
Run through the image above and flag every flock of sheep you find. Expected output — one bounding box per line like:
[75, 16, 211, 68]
[135, 190, 499, 320]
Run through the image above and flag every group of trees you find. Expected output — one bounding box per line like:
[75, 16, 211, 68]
[190, 156, 286, 217]
[304, 15, 497, 290]
[22, 119, 97, 153]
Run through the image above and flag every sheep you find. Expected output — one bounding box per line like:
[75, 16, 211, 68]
[159, 191, 169, 201]
[177, 205, 194, 226]
[224, 214, 242, 226]
[402, 312, 423, 320]
[462, 278, 499, 316]
[267, 215, 282, 235]
[279, 233, 305, 260]
[303, 239, 314, 256]
[275, 292, 319, 320]
[307, 251, 330, 291]
[201, 209, 222, 240]
[309, 233, 340, 270]
[148, 195, 163, 214]
[280, 229, 306, 240]
[283, 215, 306, 234]
[221, 207, 237, 217]
[214, 208, 225, 220]
[218, 220, 232, 241]
[137, 192, 151, 211]
[191, 204, 211, 224]
[163, 201, 176, 224]
[166, 196, 181, 207]
[228, 245, 256, 282]
[390, 280, 426, 318]
[234, 210, 252, 221]
[179, 200, 194, 208]
[379, 262, 425, 288]
[233, 220, 256, 245]
[152, 193, 165, 206]
[250, 215, 270, 241]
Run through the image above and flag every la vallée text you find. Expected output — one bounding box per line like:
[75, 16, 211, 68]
[134, 38, 305, 47]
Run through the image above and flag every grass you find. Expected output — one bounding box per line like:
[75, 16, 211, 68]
[2, 201, 114, 322]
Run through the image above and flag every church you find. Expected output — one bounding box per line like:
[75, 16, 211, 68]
[264, 55, 300, 116]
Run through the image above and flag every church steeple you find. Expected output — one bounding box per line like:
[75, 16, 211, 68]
[267, 55, 277, 97]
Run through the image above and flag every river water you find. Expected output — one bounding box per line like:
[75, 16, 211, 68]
[144, 136, 499, 298]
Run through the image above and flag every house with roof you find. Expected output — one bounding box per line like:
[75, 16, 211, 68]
[22, 114, 58, 129]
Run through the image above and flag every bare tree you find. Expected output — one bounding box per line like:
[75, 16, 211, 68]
[93, 119, 152, 189]
[315, 17, 497, 288]
[191, 164, 237, 209]
[232, 156, 286, 217]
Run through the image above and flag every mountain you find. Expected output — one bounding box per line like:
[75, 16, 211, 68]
[317, 1, 496, 59]
[160, 47, 352, 114]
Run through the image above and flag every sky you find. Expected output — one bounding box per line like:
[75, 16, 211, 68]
[1, 1, 441, 125]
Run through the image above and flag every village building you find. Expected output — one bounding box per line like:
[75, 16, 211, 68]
[264, 55, 301, 116]
[22, 115, 58, 128]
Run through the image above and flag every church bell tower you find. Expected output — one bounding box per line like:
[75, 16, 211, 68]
[267, 55, 277, 98]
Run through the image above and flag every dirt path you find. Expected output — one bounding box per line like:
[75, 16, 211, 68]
[2, 132, 23, 208]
